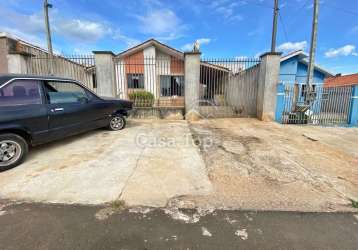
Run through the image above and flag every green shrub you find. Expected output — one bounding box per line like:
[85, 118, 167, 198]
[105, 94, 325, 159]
[128, 91, 154, 107]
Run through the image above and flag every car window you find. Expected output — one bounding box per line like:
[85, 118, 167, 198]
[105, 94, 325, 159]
[0, 80, 42, 107]
[45, 81, 89, 104]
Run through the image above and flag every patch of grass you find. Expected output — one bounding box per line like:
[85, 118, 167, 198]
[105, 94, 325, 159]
[350, 199, 358, 208]
[110, 200, 126, 211]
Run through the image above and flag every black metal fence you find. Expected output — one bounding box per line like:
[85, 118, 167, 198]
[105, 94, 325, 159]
[114, 56, 185, 107]
[281, 83, 352, 125]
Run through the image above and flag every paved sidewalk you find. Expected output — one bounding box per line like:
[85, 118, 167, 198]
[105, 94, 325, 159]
[0, 202, 357, 250]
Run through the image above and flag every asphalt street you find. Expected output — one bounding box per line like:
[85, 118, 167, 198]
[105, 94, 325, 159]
[0, 202, 357, 250]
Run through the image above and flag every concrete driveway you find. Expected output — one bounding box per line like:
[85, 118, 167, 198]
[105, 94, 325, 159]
[0, 120, 212, 206]
[0, 118, 357, 212]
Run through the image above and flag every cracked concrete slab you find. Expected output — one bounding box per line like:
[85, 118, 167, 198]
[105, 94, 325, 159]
[186, 118, 358, 212]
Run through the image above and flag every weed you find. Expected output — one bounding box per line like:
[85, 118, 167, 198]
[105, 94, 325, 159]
[350, 199, 358, 208]
[110, 200, 126, 210]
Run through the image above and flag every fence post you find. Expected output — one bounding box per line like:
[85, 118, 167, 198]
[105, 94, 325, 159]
[256, 52, 282, 121]
[275, 82, 285, 123]
[93, 51, 117, 98]
[349, 85, 358, 126]
[184, 51, 201, 120]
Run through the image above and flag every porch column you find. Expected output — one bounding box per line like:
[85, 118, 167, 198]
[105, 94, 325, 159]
[349, 85, 358, 126]
[93, 51, 117, 98]
[184, 52, 201, 120]
[257, 52, 282, 121]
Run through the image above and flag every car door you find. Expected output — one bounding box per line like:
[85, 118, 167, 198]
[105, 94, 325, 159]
[44, 80, 96, 139]
[0, 79, 48, 144]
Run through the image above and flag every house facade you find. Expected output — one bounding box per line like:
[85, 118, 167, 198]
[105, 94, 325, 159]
[113, 39, 232, 108]
[114, 39, 185, 107]
[279, 50, 333, 84]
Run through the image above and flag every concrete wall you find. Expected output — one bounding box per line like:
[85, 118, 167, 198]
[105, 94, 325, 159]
[0, 38, 8, 73]
[226, 65, 260, 117]
[184, 52, 201, 119]
[7, 54, 28, 73]
[94, 52, 116, 97]
[257, 52, 281, 121]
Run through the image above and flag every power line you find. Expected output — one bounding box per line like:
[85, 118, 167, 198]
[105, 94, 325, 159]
[286, 0, 310, 26]
[279, 12, 289, 43]
[323, 3, 358, 17]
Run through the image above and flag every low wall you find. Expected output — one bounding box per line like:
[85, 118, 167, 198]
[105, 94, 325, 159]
[129, 107, 184, 120]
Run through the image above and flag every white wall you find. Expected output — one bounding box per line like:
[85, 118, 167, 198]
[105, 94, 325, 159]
[115, 59, 127, 99]
[143, 46, 157, 97]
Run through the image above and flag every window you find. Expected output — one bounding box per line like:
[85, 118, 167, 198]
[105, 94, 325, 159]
[160, 75, 184, 96]
[44, 81, 88, 104]
[127, 74, 144, 89]
[301, 84, 316, 98]
[0, 80, 42, 107]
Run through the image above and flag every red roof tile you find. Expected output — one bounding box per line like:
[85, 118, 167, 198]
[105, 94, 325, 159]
[324, 73, 358, 87]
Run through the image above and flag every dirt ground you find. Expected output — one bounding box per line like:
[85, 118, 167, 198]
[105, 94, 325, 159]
[184, 118, 358, 212]
[0, 118, 357, 212]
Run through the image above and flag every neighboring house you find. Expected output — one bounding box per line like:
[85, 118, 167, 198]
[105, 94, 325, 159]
[0, 32, 96, 90]
[324, 73, 358, 87]
[280, 50, 333, 84]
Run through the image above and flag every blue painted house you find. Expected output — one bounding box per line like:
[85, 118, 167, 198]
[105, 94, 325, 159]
[279, 50, 333, 84]
[275, 51, 335, 124]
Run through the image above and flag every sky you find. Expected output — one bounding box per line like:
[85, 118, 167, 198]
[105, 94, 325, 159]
[0, 0, 357, 74]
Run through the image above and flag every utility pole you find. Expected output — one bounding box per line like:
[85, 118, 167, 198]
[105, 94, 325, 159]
[44, 0, 54, 74]
[271, 0, 279, 52]
[306, 0, 319, 100]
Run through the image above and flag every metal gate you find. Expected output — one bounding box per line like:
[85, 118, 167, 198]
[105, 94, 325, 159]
[281, 83, 352, 125]
[199, 58, 261, 118]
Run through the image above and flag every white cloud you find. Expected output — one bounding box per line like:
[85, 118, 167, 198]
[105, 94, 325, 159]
[136, 9, 186, 40]
[210, 0, 244, 22]
[55, 19, 111, 42]
[113, 30, 141, 48]
[277, 41, 307, 52]
[181, 38, 211, 51]
[0, 6, 112, 44]
[325, 45, 358, 58]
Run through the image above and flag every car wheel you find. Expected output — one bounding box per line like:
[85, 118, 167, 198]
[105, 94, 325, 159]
[108, 115, 126, 131]
[0, 133, 28, 172]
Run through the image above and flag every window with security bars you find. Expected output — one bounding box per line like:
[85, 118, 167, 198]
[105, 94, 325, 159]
[160, 75, 184, 96]
[127, 74, 144, 89]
